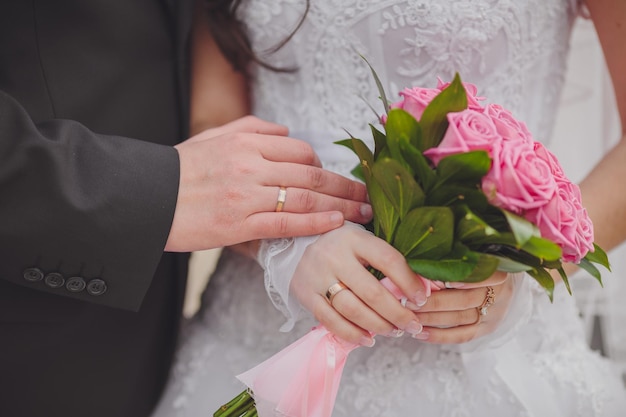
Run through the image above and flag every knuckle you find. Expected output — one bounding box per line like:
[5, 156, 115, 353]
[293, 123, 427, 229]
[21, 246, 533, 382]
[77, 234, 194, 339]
[360, 283, 387, 305]
[337, 298, 360, 319]
[274, 216, 290, 236]
[306, 166, 325, 189]
[298, 142, 317, 165]
[379, 250, 405, 269]
[427, 295, 443, 311]
[299, 190, 317, 212]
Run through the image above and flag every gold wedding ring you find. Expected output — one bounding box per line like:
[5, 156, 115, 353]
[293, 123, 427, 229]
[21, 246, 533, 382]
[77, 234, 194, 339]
[478, 286, 496, 316]
[325, 281, 348, 305]
[472, 286, 496, 325]
[275, 186, 287, 212]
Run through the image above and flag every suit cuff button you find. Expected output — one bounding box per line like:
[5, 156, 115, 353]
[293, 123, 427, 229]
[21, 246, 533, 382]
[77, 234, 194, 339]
[23, 267, 44, 282]
[66, 277, 86, 293]
[87, 279, 107, 296]
[44, 272, 65, 288]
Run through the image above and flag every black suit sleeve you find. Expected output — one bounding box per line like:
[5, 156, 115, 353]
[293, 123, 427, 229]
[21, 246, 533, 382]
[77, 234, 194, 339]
[0, 90, 180, 311]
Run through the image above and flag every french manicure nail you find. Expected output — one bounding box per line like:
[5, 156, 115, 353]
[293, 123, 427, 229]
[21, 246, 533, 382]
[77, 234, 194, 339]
[405, 301, 422, 311]
[414, 291, 428, 307]
[446, 282, 466, 289]
[360, 336, 376, 347]
[386, 328, 405, 338]
[412, 331, 430, 341]
[406, 320, 423, 335]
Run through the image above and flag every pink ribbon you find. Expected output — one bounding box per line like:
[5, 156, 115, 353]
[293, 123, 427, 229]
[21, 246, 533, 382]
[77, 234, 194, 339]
[237, 325, 359, 417]
[236, 276, 438, 417]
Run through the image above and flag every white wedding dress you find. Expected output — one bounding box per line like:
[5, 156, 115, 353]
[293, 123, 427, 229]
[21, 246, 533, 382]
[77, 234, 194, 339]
[153, 1, 626, 416]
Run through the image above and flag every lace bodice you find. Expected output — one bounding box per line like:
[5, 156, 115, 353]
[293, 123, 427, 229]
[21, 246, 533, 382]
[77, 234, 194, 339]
[241, 0, 579, 159]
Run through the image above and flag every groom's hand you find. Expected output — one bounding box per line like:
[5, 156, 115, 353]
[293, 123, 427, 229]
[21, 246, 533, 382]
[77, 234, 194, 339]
[165, 116, 372, 251]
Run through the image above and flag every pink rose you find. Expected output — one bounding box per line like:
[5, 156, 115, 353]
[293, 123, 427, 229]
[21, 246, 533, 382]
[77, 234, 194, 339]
[424, 109, 501, 165]
[526, 179, 592, 263]
[482, 140, 556, 213]
[533, 141, 565, 178]
[574, 208, 595, 262]
[437, 78, 484, 110]
[484, 104, 533, 144]
[388, 87, 440, 121]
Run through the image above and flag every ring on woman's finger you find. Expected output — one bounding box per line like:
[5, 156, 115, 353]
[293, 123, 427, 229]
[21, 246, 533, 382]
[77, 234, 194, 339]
[325, 281, 348, 305]
[478, 286, 496, 317]
[275, 186, 287, 212]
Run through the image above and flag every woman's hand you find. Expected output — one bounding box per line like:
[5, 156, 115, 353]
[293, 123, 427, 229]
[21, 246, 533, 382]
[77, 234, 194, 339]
[412, 272, 515, 344]
[291, 225, 429, 347]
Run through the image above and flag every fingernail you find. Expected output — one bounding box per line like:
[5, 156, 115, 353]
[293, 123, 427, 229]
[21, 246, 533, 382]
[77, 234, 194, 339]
[386, 328, 405, 338]
[414, 291, 428, 307]
[446, 282, 466, 289]
[405, 301, 422, 311]
[360, 336, 376, 347]
[330, 213, 344, 224]
[405, 320, 423, 335]
[412, 330, 430, 341]
[360, 204, 373, 218]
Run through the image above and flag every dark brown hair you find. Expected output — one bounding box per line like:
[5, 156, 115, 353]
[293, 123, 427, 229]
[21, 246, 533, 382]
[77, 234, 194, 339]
[202, 0, 310, 74]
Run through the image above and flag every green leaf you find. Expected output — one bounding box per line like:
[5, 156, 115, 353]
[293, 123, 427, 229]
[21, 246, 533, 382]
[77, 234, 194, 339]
[578, 257, 604, 287]
[521, 236, 562, 262]
[464, 253, 500, 282]
[408, 257, 474, 282]
[335, 136, 374, 182]
[557, 267, 572, 295]
[426, 184, 489, 210]
[489, 255, 534, 273]
[385, 108, 423, 153]
[435, 151, 491, 186]
[361, 55, 390, 114]
[503, 210, 540, 247]
[370, 124, 388, 158]
[584, 243, 611, 271]
[398, 141, 436, 192]
[393, 206, 454, 258]
[406, 242, 491, 283]
[419, 73, 468, 150]
[526, 267, 555, 301]
[367, 177, 399, 242]
[456, 205, 500, 242]
[350, 164, 365, 182]
[371, 158, 425, 219]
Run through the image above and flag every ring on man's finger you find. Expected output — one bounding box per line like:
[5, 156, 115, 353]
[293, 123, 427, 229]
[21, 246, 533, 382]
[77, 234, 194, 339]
[275, 186, 287, 212]
[325, 281, 348, 305]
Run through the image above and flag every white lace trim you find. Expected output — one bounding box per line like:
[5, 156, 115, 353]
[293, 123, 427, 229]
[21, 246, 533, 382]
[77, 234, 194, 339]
[258, 235, 320, 331]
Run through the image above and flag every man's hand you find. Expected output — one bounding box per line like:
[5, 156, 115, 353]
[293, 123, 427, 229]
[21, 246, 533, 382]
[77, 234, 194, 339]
[165, 116, 372, 251]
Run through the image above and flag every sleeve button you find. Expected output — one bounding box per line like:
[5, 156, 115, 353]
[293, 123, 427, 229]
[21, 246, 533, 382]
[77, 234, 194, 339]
[44, 272, 65, 289]
[86, 279, 107, 296]
[23, 268, 44, 282]
[65, 277, 86, 293]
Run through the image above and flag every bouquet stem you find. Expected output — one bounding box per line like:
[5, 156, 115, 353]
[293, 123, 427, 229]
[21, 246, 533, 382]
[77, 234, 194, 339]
[214, 390, 256, 417]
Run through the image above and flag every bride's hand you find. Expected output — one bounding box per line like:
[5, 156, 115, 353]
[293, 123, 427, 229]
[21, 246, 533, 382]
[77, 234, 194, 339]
[291, 225, 429, 347]
[412, 272, 515, 344]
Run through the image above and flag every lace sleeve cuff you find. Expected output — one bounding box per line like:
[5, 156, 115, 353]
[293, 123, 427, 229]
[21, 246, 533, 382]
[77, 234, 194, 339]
[257, 235, 321, 332]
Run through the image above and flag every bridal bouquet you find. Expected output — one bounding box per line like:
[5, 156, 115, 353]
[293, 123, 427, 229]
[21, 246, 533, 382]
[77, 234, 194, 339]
[214, 65, 609, 417]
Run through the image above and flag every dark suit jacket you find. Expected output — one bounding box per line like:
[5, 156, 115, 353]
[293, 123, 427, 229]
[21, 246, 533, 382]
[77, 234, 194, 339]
[0, 1, 194, 416]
